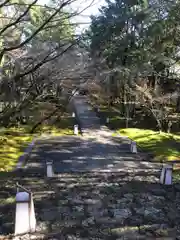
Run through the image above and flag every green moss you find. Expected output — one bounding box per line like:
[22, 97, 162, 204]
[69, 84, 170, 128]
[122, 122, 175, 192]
[116, 128, 180, 161]
[0, 127, 34, 171]
[0, 116, 74, 172]
[38, 125, 73, 136]
[173, 169, 180, 181]
[0, 197, 15, 205]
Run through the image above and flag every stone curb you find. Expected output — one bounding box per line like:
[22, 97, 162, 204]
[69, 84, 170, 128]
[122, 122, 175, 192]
[16, 136, 38, 170]
[15, 133, 51, 170]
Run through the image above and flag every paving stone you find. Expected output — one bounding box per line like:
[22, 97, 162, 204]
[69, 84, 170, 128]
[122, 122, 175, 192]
[82, 217, 95, 226]
[41, 209, 58, 221]
[111, 226, 139, 237]
[66, 236, 84, 240]
[5, 95, 179, 239]
[35, 221, 49, 232]
[175, 184, 180, 191]
[84, 198, 102, 205]
[112, 208, 132, 221]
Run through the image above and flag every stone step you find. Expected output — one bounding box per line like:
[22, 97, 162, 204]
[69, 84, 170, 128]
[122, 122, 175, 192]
[12, 231, 177, 240]
[53, 158, 161, 173]
[8, 166, 178, 239]
[33, 195, 176, 238]
[9, 95, 177, 239]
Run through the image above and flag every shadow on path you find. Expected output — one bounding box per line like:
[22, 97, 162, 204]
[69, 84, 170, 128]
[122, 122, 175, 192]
[30, 136, 161, 174]
[1, 95, 179, 239]
[1, 164, 180, 239]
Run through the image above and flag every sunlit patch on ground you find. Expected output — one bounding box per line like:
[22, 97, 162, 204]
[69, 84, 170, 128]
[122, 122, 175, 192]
[0, 116, 74, 172]
[0, 128, 34, 171]
[115, 128, 180, 162]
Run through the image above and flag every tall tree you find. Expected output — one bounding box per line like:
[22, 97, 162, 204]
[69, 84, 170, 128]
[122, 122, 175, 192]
[86, 0, 180, 131]
[0, 0, 78, 127]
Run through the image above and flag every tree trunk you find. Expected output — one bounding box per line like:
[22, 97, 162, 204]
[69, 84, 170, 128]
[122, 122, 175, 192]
[176, 96, 180, 112]
[162, 120, 172, 133]
[124, 89, 129, 128]
[126, 105, 129, 128]
[167, 121, 172, 133]
[156, 119, 163, 133]
[156, 118, 171, 133]
[30, 108, 59, 133]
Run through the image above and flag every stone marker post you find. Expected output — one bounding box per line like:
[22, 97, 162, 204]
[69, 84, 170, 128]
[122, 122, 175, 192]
[74, 124, 78, 135]
[160, 164, 173, 185]
[15, 191, 36, 235]
[131, 141, 137, 153]
[46, 160, 54, 178]
[106, 117, 110, 123]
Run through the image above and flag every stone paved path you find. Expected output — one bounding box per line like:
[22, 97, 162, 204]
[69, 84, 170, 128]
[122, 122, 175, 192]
[3, 95, 180, 239]
[71, 95, 101, 132]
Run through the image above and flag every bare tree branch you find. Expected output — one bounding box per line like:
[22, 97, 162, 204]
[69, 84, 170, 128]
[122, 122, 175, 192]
[13, 40, 77, 82]
[4, 2, 57, 10]
[0, 0, 74, 62]
[0, 0, 10, 8]
[0, 0, 38, 36]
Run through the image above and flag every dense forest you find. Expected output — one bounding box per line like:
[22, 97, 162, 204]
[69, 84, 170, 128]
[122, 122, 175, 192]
[0, 0, 180, 133]
[84, 0, 180, 133]
[0, 0, 89, 131]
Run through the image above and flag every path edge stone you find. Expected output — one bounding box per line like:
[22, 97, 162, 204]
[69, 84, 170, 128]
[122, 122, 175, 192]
[15, 137, 37, 170]
[15, 133, 51, 170]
